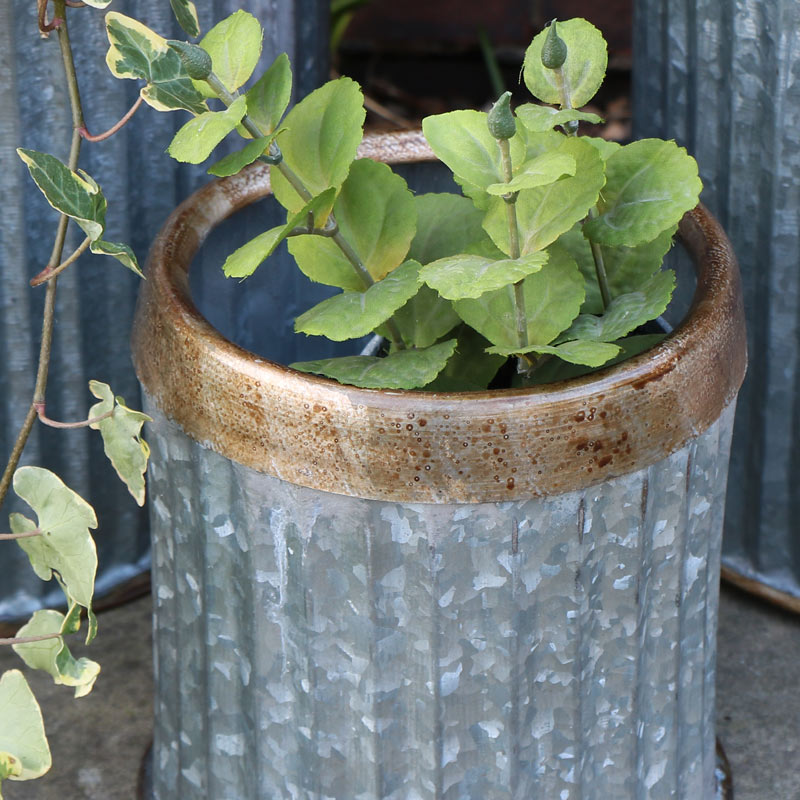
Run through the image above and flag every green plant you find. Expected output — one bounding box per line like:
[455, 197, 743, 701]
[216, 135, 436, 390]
[0, 1, 151, 795]
[103, 12, 701, 393]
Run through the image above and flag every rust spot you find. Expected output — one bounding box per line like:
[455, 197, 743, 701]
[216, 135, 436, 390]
[599, 410, 607, 419]
[423, 450, 431, 458]
[507, 477, 515, 491]
[574, 411, 586, 422]
[592, 441, 604, 452]
[621, 432, 628, 441]
[574, 439, 589, 452]
[482, 424, 492, 433]
[406, 424, 414, 431]
[631, 357, 679, 389]
[493, 448, 500, 455]
[419, 419, 427, 426]
[598, 455, 613, 468]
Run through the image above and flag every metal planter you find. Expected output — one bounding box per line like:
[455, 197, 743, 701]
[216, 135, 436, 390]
[134, 133, 746, 799]
[632, 0, 800, 611]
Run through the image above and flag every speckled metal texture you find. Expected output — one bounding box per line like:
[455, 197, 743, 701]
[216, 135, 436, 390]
[632, 0, 800, 605]
[145, 399, 736, 800]
[132, 132, 746, 504]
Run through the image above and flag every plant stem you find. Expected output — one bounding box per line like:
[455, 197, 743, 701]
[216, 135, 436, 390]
[34, 403, 114, 429]
[30, 235, 91, 286]
[498, 139, 528, 353]
[205, 70, 408, 351]
[0, 530, 43, 541]
[79, 94, 143, 142]
[0, 0, 83, 513]
[0, 633, 63, 646]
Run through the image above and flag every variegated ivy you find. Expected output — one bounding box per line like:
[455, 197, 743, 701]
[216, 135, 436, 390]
[102, 11, 701, 391]
[1, 1, 154, 796]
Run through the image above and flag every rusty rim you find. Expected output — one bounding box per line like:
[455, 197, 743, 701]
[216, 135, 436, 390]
[133, 131, 746, 503]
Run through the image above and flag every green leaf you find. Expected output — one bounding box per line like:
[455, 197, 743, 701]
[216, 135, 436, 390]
[559, 224, 676, 314]
[169, 0, 200, 37]
[270, 77, 365, 212]
[292, 339, 458, 390]
[560, 270, 676, 342]
[196, 10, 262, 98]
[295, 260, 421, 341]
[487, 339, 620, 367]
[420, 252, 548, 300]
[421, 110, 526, 194]
[454, 243, 583, 348]
[288, 159, 416, 288]
[87, 381, 151, 507]
[167, 94, 247, 164]
[515, 103, 603, 132]
[82, 0, 112, 7]
[380, 286, 460, 349]
[208, 136, 271, 177]
[422, 326, 506, 391]
[10, 467, 97, 617]
[482, 135, 605, 256]
[16, 149, 105, 242]
[407, 193, 490, 264]
[583, 139, 702, 247]
[585, 136, 622, 160]
[89, 239, 143, 278]
[523, 18, 608, 108]
[12, 611, 101, 699]
[486, 151, 576, 194]
[244, 53, 292, 135]
[222, 188, 336, 279]
[104, 12, 208, 114]
[0, 670, 51, 784]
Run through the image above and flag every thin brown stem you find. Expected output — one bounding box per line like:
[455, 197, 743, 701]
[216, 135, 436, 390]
[30, 235, 91, 286]
[79, 95, 143, 142]
[34, 404, 113, 429]
[65, 1, 86, 7]
[0, 530, 43, 541]
[37, 0, 63, 35]
[0, 633, 62, 646]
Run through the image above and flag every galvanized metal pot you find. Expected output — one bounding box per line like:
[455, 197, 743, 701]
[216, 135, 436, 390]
[133, 132, 746, 800]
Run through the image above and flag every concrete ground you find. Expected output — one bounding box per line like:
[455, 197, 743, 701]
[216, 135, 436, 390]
[0, 582, 798, 800]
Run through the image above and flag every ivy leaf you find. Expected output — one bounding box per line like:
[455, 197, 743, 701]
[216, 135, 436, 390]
[104, 12, 208, 114]
[169, 0, 200, 37]
[291, 339, 457, 390]
[583, 139, 702, 247]
[17, 149, 105, 241]
[515, 103, 603, 132]
[167, 95, 247, 164]
[82, 0, 113, 7]
[295, 260, 421, 341]
[420, 252, 548, 300]
[0, 670, 51, 784]
[487, 339, 621, 367]
[10, 467, 98, 624]
[482, 136, 605, 256]
[421, 110, 526, 195]
[454, 244, 583, 349]
[12, 611, 101, 699]
[270, 77, 365, 212]
[559, 225, 676, 314]
[195, 10, 262, 99]
[87, 381, 151, 507]
[523, 18, 607, 109]
[222, 188, 336, 279]
[423, 326, 506, 391]
[244, 53, 292, 135]
[288, 159, 416, 289]
[485, 151, 576, 195]
[89, 239, 143, 278]
[16, 150, 142, 276]
[560, 270, 676, 342]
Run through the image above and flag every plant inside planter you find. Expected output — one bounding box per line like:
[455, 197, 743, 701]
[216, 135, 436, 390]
[103, 10, 701, 390]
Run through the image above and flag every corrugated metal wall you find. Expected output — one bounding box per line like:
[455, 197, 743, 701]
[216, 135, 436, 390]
[633, 0, 800, 604]
[0, 0, 328, 620]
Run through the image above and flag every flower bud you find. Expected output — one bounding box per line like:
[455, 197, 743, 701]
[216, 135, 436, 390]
[168, 41, 213, 81]
[541, 20, 567, 70]
[487, 92, 516, 140]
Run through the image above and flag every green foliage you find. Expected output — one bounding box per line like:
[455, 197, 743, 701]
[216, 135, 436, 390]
[88, 381, 152, 507]
[523, 18, 607, 108]
[0, 670, 51, 792]
[167, 95, 248, 163]
[169, 0, 201, 38]
[515, 103, 603, 132]
[244, 53, 292, 136]
[208, 135, 274, 177]
[16, 149, 143, 276]
[12, 611, 100, 699]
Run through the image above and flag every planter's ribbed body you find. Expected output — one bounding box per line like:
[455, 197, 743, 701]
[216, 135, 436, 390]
[134, 133, 746, 799]
[632, 0, 800, 610]
[146, 401, 735, 800]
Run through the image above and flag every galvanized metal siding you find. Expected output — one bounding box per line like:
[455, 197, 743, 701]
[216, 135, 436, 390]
[633, 0, 800, 599]
[0, 0, 328, 619]
[145, 399, 735, 800]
